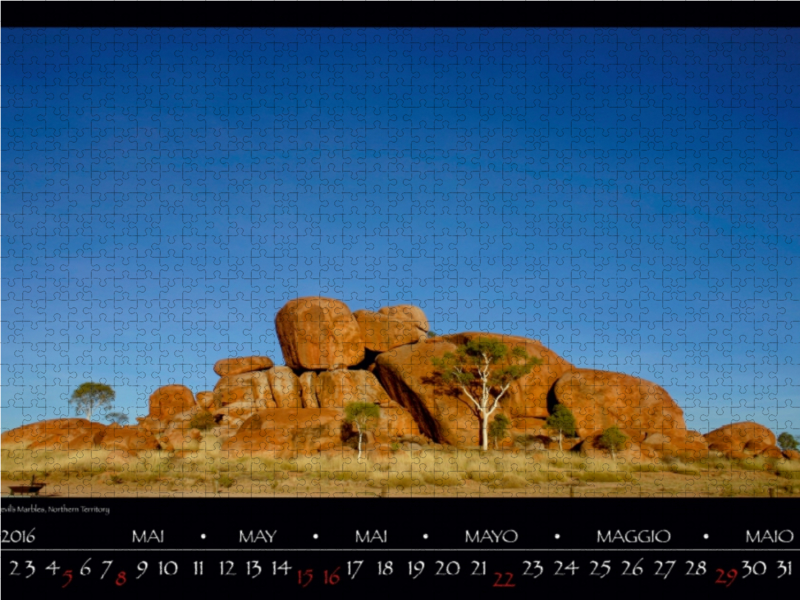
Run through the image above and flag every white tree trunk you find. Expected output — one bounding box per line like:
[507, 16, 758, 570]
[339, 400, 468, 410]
[357, 424, 363, 461]
[557, 430, 563, 452]
[481, 412, 489, 452]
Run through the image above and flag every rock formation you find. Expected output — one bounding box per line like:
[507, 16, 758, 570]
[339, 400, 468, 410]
[214, 356, 274, 377]
[2, 296, 791, 463]
[705, 422, 779, 459]
[275, 297, 364, 370]
[149, 384, 195, 420]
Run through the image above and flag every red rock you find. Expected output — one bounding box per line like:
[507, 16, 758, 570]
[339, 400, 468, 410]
[213, 356, 274, 377]
[222, 406, 422, 455]
[783, 449, 800, 461]
[213, 370, 275, 408]
[378, 305, 430, 331]
[149, 384, 195, 421]
[267, 367, 303, 408]
[315, 369, 394, 408]
[196, 391, 215, 410]
[760, 445, 784, 459]
[99, 425, 160, 453]
[275, 297, 364, 370]
[373, 338, 480, 446]
[442, 333, 573, 419]
[299, 372, 320, 408]
[355, 306, 428, 352]
[553, 369, 688, 446]
[210, 402, 260, 440]
[1, 418, 106, 450]
[705, 422, 777, 458]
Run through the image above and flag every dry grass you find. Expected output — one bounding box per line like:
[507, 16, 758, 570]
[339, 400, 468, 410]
[2, 443, 798, 497]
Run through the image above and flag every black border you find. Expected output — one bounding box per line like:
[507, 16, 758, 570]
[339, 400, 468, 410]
[1, 1, 798, 29]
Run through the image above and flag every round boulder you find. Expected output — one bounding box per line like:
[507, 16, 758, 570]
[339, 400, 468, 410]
[275, 297, 364, 370]
[213, 356, 274, 377]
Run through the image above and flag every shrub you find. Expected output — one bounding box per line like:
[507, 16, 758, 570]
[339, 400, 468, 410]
[218, 475, 235, 488]
[189, 411, 216, 430]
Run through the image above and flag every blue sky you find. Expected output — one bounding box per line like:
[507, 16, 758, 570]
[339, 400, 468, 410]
[2, 28, 799, 436]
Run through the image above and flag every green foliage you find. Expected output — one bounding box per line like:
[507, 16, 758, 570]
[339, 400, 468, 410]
[105, 411, 129, 426]
[488, 414, 512, 448]
[427, 330, 438, 338]
[70, 382, 115, 421]
[218, 475, 235, 488]
[546, 404, 577, 437]
[598, 426, 628, 455]
[189, 411, 216, 431]
[777, 432, 799, 451]
[431, 337, 542, 391]
[344, 402, 381, 428]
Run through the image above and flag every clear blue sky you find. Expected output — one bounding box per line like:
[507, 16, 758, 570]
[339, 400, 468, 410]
[2, 28, 799, 436]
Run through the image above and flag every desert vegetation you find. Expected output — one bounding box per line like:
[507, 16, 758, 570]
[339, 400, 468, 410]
[3, 443, 798, 498]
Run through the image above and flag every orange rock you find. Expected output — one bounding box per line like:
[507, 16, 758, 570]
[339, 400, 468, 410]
[442, 333, 573, 419]
[275, 297, 364, 370]
[222, 406, 422, 455]
[1, 418, 106, 450]
[99, 425, 160, 453]
[374, 338, 481, 446]
[783, 449, 800, 461]
[149, 384, 195, 421]
[705, 422, 777, 458]
[213, 356, 274, 377]
[210, 402, 260, 439]
[315, 369, 394, 408]
[355, 307, 428, 352]
[760, 445, 784, 459]
[553, 369, 688, 445]
[267, 367, 303, 408]
[299, 372, 319, 408]
[213, 370, 275, 408]
[378, 305, 430, 331]
[196, 391, 215, 410]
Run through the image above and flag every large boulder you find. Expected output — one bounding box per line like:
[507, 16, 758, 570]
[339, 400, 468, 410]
[210, 402, 261, 440]
[442, 333, 573, 419]
[99, 425, 161, 453]
[355, 305, 429, 352]
[1, 418, 106, 451]
[784, 449, 800, 461]
[705, 422, 778, 459]
[552, 369, 689, 448]
[149, 384, 195, 421]
[299, 372, 320, 408]
[315, 369, 395, 408]
[222, 406, 422, 455]
[267, 367, 303, 408]
[373, 338, 477, 445]
[213, 370, 275, 409]
[213, 356, 274, 377]
[275, 297, 364, 370]
[196, 391, 215, 410]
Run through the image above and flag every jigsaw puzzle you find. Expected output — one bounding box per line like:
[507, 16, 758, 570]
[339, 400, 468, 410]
[3, 27, 799, 498]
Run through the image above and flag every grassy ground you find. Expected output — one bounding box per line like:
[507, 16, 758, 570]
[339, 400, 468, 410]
[3, 445, 799, 498]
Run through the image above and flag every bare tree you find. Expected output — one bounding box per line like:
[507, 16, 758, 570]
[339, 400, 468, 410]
[432, 337, 541, 451]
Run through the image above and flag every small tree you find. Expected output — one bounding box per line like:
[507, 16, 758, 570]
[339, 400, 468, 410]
[70, 382, 115, 422]
[345, 402, 381, 461]
[105, 411, 129, 426]
[598, 426, 627, 460]
[432, 337, 541, 451]
[777, 432, 799, 451]
[546, 404, 577, 451]
[488, 414, 512, 449]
